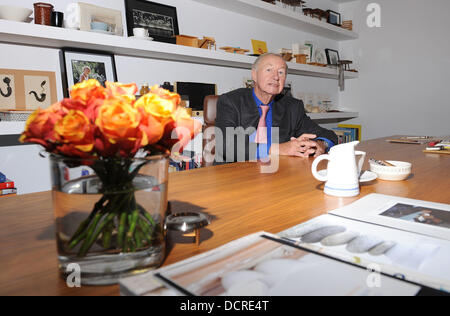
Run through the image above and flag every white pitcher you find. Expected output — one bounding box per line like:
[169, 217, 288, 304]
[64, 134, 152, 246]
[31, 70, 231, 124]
[311, 141, 366, 197]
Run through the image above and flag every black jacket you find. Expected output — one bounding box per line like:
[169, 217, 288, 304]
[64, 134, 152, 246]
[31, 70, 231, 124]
[215, 88, 338, 163]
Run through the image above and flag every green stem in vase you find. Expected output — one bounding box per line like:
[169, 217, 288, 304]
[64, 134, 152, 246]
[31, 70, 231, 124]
[78, 211, 117, 257]
[68, 196, 109, 249]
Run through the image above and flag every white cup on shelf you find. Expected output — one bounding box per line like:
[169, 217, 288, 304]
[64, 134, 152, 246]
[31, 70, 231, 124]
[133, 27, 149, 38]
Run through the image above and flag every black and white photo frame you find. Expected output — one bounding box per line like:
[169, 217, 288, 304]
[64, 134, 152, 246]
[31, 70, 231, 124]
[61, 49, 117, 97]
[125, 0, 180, 44]
[327, 10, 341, 26]
[325, 49, 340, 66]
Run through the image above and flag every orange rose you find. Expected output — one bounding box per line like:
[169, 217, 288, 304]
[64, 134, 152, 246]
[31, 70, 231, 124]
[95, 98, 146, 157]
[54, 110, 94, 155]
[134, 85, 180, 119]
[70, 79, 106, 105]
[19, 106, 63, 149]
[158, 107, 201, 152]
[105, 82, 138, 104]
[139, 113, 164, 146]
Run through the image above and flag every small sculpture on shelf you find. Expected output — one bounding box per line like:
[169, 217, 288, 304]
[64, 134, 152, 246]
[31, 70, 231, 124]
[219, 47, 250, 54]
[198, 37, 217, 50]
[339, 60, 358, 73]
[303, 8, 328, 21]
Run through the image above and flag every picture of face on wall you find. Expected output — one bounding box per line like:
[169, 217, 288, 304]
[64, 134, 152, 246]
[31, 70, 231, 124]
[71, 60, 107, 86]
[0, 74, 16, 110]
[62, 49, 117, 98]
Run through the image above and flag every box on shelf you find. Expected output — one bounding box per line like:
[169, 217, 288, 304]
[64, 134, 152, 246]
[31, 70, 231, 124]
[176, 35, 200, 48]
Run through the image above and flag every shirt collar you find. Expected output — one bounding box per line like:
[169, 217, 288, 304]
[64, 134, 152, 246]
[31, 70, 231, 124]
[252, 89, 274, 108]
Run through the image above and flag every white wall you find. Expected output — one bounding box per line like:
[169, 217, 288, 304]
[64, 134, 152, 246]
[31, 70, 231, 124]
[339, 0, 450, 140]
[1, 0, 349, 194]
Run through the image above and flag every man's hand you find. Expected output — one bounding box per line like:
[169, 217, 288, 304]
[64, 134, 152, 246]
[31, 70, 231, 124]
[272, 134, 327, 158]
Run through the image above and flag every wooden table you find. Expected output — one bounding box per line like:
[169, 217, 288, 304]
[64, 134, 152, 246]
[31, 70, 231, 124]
[1, 137, 449, 295]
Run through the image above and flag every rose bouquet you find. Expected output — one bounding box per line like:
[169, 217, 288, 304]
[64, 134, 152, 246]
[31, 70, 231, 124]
[20, 79, 201, 258]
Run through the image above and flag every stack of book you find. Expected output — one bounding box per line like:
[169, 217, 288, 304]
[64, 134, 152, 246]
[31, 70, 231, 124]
[169, 151, 200, 172]
[332, 124, 361, 144]
[342, 20, 353, 31]
[0, 179, 17, 197]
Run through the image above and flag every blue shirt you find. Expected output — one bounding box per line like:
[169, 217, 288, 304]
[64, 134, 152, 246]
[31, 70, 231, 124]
[251, 89, 334, 159]
[251, 90, 273, 160]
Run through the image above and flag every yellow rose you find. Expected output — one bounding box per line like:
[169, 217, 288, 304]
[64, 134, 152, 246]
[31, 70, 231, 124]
[95, 98, 141, 144]
[134, 85, 180, 119]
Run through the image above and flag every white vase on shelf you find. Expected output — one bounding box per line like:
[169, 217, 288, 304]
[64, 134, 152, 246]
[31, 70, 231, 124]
[64, 3, 80, 30]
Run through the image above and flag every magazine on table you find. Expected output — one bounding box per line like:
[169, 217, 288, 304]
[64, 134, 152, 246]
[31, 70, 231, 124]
[119, 194, 450, 296]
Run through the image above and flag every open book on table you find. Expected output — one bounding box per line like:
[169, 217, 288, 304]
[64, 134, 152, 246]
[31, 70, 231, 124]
[119, 194, 450, 296]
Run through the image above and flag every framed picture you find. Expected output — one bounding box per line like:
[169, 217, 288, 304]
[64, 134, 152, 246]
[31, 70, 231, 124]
[304, 41, 316, 63]
[61, 49, 117, 98]
[314, 48, 327, 65]
[325, 49, 340, 66]
[0, 69, 57, 111]
[174, 82, 217, 111]
[77, 3, 123, 35]
[327, 10, 341, 26]
[125, 0, 180, 44]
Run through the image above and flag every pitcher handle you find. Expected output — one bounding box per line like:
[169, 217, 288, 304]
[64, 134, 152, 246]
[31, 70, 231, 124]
[311, 154, 330, 182]
[355, 151, 366, 176]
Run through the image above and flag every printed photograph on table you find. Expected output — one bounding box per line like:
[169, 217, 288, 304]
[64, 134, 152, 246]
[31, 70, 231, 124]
[125, 0, 179, 44]
[325, 48, 340, 66]
[380, 203, 450, 229]
[61, 49, 117, 97]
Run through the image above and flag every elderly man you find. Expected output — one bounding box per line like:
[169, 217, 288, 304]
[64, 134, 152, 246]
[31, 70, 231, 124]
[215, 53, 338, 163]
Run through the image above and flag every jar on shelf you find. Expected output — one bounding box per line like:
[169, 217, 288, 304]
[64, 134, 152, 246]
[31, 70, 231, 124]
[34, 2, 54, 26]
[139, 83, 149, 95]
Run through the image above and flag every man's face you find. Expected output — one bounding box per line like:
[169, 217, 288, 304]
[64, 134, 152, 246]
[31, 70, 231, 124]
[252, 55, 287, 97]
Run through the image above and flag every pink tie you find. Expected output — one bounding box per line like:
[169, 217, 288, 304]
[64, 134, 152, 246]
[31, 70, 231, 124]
[255, 105, 269, 144]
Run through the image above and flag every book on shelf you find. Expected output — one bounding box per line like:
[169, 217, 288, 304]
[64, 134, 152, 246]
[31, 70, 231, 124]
[119, 194, 450, 296]
[332, 124, 361, 144]
[0, 188, 17, 196]
[0, 179, 15, 190]
[338, 124, 361, 141]
[169, 150, 200, 172]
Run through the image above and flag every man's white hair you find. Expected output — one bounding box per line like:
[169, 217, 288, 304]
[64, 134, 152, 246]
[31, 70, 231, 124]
[251, 53, 288, 72]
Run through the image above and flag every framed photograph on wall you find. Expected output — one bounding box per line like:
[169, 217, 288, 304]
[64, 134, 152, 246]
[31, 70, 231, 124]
[124, 0, 179, 44]
[325, 49, 340, 66]
[61, 49, 117, 98]
[327, 10, 341, 26]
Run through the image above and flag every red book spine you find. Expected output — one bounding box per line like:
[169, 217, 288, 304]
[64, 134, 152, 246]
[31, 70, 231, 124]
[0, 180, 14, 190]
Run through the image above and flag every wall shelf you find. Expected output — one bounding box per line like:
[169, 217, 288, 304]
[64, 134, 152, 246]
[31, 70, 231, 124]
[0, 20, 357, 80]
[192, 0, 358, 41]
[0, 121, 26, 136]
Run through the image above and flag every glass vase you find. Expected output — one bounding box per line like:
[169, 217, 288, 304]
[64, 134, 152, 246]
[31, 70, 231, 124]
[49, 153, 169, 285]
